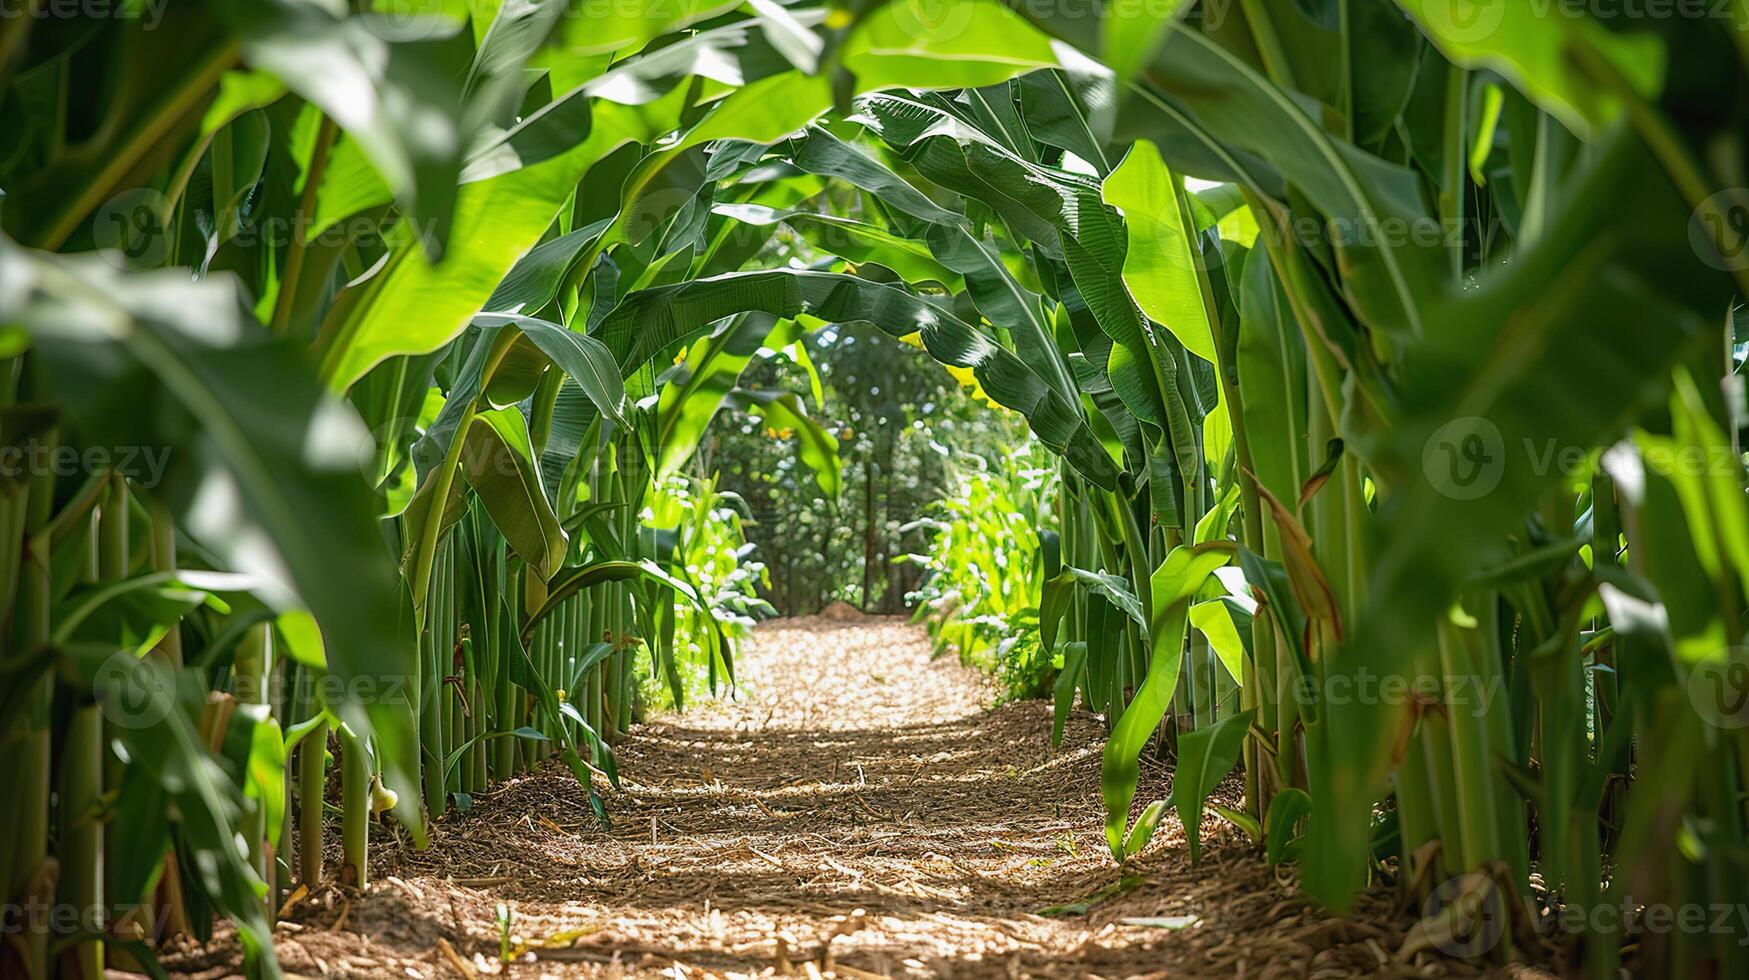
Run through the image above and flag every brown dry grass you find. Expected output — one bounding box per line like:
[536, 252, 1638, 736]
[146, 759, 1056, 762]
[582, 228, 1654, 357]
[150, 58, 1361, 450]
[158, 617, 1548, 979]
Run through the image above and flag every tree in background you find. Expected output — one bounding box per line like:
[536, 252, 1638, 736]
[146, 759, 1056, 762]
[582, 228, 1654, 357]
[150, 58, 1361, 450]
[696, 322, 1025, 614]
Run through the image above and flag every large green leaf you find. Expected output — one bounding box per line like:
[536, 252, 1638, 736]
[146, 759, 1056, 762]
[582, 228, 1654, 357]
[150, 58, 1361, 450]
[316, 100, 613, 389]
[523, 559, 703, 637]
[1391, 0, 1666, 136]
[654, 315, 793, 477]
[464, 0, 574, 127]
[548, 0, 741, 55]
[484, 219, 613, 314]
[1307, 132, 1737, 910]
[314, 9, 797, 388]
[319, 0, 1059, 391]
[778, 125, 1076, 406]
[475, 313, 629, 427]
[460, 407, 567, 578]
[1102, 140, 1215, 364]
[5, 240, 426, 842]
[1234, 247, 1309, 509]
[1015, 66, 1116, 175]
[711, 203, 961, 286]
[1100, 0, 1192, 88]
[1041, 566, 1146, 647]
[1189, 597, 1251, 685]
[723, 389, 842, 497]
[1110, 22, 1449, 338]
[1173, 709, 1254, 864]
[592, 269, 1119, 488]
[840, 0, 1058, 91]
[746, 0, 824, 73]
[1101, 543, 1231, 858]
[50, 571, 243, 654]
[845, 92, 1204, 501]
[222, 0, 473, 257]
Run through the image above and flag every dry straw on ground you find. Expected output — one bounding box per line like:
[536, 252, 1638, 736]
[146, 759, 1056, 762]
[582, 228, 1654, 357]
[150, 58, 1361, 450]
[159, 617, 1548, 979]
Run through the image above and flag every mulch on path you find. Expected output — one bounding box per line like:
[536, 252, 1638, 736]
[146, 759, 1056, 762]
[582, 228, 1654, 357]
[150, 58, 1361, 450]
[159, 616, 1549, 979]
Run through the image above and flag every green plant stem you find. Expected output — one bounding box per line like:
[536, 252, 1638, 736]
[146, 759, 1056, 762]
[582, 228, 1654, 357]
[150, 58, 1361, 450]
[422, 539, 451, 815]
[235, 622, 272, 915]
[9, 444, 55, 980]
[59, 486, 123, 976]
[298, 708, 328, 887]
[270, 116, 339, 335]
[410, 328, 519, 622]
[494, 566, 519, 778]
[1440, 66, 1468, 281]
[1434, 611, 1501, 878]
[1237, 0, 1296, 93]
[338, 727, 369, 888]
[31, 41, 238, 250]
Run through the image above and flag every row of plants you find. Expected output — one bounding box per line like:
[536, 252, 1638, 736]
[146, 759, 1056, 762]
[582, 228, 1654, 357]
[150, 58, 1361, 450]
[902, 441, 1061, 698]
[906, 433, 1247, 723]
[0, 1, 857, 975]
[2, 1, 1747, 977]
[637, 472, 774, 708]
[694, 317, 1023, 615]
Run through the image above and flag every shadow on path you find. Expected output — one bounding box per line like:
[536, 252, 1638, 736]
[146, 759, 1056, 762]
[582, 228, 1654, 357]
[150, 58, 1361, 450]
[163, 615, 1487, 979]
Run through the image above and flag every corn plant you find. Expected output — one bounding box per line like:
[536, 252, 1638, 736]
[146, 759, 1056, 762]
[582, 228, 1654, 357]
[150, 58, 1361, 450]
[1, 2, 1747, 978]
[904, 442, 1060, 695]
[638, 473, 773, 705]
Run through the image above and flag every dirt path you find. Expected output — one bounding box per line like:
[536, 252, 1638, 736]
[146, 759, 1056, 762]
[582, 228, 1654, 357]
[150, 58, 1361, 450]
[163, 616, 1481, 979]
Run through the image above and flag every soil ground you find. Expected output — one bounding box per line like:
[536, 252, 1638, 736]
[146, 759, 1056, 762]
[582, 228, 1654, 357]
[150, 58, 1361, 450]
[159, 616, 1548, 979]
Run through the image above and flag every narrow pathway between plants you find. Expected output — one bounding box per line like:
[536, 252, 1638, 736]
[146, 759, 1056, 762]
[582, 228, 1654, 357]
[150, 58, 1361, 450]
[166, 615, 1519, 979]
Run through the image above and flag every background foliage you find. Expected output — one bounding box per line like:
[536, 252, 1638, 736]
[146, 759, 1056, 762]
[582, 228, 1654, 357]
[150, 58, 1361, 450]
[697, 322, 1022, 614]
